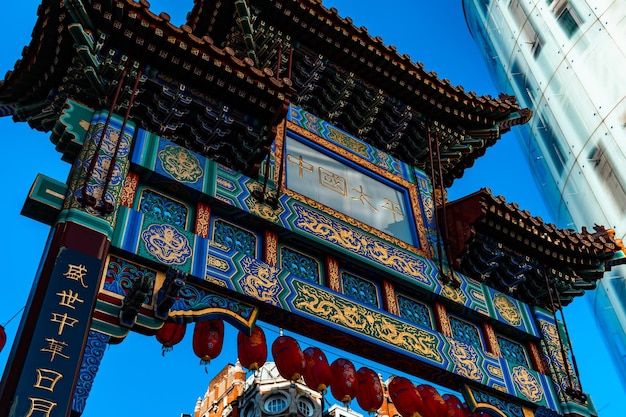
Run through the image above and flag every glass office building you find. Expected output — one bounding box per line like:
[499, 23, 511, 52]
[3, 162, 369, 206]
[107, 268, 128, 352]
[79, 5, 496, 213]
[462, 0, 626, 387]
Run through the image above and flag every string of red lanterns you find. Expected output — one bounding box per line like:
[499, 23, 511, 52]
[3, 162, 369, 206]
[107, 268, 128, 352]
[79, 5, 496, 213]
[153, 323, 478, 416]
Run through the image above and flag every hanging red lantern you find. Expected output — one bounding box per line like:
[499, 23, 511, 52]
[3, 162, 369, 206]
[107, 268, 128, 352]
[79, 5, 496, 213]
[193, 319, 224, 367]
[356, 367, 384, 412]
[271, 335, 306, 381]
[303, 346, 333, 392]
[417, 384, 448, 417]
[443, 394, 470, 417]
[388, 376, 425, 417]
[330, 358, 358, 404]
[0, 325, 6, 353]
[237, 326, 268, 371]
[156, 321, 186, 355]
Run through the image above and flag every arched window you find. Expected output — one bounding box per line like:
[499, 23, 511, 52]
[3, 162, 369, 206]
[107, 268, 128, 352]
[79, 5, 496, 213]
[264, 394, 289, 414]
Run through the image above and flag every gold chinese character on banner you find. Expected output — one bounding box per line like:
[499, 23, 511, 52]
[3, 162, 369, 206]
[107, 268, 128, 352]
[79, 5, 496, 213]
[63, 263, 88, 288]
[26, 397, 57, 417]
[33, 369, 63, 392]
[351, 185, 378, 212]
[50, 312, 79, 336]
[56, 289, 84, 309]
[287, 154, 314, 177]
[382, 198, 405, 222]
[40, 338, 70, 362]
[319, 167, 347, 196]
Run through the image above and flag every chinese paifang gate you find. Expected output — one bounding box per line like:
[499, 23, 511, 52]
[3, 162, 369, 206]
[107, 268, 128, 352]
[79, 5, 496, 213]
[0, 1, 624, 417]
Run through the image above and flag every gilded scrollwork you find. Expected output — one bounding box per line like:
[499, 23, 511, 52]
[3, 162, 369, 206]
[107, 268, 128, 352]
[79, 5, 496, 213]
[441, 284, 468, 304]
[487, 364, 503, 379]
[383, 281, 399, 315]
[264, 231, 278, 266]
[158, 144, 203, 184]
[141, 223, 192, 265]
[327, 257, 340, 292]
[511, 366, 544, 403]
[195, 202, 211, 238]
[121, 172, 139, 207]
[292, 204, 430, 284]
[448, 339, 484, 382]
[493, 293, 522, 327]
[244, 182, 282, 223]
[207, 255, 229, 271]
[238, 257, 282, 306]
[292, 281, 443, 364]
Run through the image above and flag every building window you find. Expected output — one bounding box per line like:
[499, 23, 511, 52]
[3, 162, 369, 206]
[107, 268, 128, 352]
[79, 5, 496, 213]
[297, 398, 315, 417]
[557, 7, 580, 37]
[212, 219, 257, 258]
[497, 335, 530, 367]
[549, 0, 582, 38]
[341, 272, 378, 308]
[280, 246, 321, 284]
[449, 316, 484, 349]
[264, 394, 289, 414]
[138, 188, 189, 228]
[397, 295, 432, 329]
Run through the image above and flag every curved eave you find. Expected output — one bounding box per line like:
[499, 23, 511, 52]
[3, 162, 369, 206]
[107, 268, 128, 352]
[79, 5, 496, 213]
[0, 0, 73, 108]
[446, 189, 626, 271]
[0, 0, 294, 121]
[185, 0, 529, 130]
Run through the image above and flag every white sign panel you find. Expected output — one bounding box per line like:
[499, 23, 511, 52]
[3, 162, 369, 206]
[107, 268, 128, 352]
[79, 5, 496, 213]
[285, 136, 416, 246]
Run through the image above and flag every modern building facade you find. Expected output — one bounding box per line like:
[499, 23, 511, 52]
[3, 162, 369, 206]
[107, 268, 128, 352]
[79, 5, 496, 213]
[462, 0, 626, 388]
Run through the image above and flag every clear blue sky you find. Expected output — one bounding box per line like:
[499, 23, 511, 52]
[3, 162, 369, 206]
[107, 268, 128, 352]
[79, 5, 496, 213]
[0, 1, 623, 416]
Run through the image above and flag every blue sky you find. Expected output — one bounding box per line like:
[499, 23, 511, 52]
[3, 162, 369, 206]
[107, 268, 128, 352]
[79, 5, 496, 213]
[0, 1, 623, 416]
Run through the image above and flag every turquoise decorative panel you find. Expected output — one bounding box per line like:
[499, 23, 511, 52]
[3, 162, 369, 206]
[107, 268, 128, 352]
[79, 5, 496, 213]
[131, 129, 217, 198]
[397, 295, 433, 329]
[486, 287, 540, 338]
[112, 206, 206, 275]
[280, 246, 321, 284]
[497, 336, 529, 368]
[211, 218, 258, 258]
[341, 272, 379, 308]
[138, 188, 189, 228]
[450, 316, 484, 349]
[534, 307, 580, 410]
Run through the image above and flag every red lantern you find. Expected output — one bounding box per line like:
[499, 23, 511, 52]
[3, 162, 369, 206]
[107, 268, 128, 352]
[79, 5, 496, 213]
[237, 326, 268, 371]
[193, 319, 224, 366]
[330, 358, 358, 404]
[0, 325, 6, 353]
[356, 367, 384, 412]
[271, 335, 306, 381]
[156, 321, 186, 355]
[443, 394, 470, 417]
[303, 346, 333, 392]
[388, 376, 425, 417]
[417, 384, 448, 417]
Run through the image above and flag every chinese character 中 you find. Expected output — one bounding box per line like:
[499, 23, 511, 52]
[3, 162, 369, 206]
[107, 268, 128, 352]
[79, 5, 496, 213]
[50, 312, 79, 336]
[287, 154, 314, 177]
